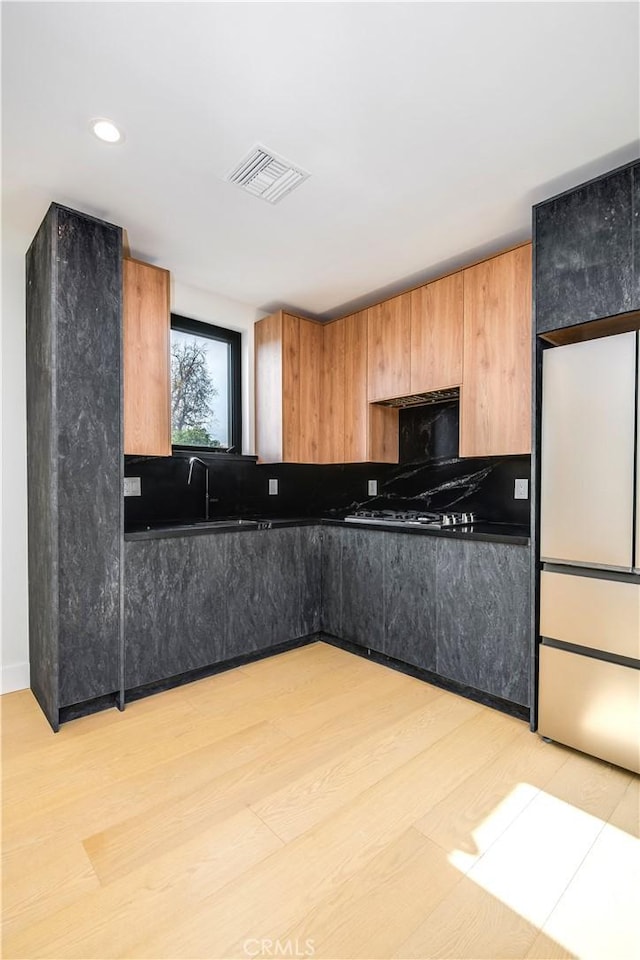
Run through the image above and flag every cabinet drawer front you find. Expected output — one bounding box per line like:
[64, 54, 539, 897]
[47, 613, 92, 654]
[538, 645, 640, 774]
[540, 571, 640, 660]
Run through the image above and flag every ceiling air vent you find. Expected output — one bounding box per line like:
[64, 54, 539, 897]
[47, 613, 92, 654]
[225, 145, 309, 204]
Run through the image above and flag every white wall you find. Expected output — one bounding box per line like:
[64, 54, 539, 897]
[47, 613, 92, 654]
[1, 213, 31, 694]
[0, 212, 264, 693]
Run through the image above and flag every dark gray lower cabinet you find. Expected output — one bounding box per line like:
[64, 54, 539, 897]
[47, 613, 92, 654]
[125, 535, 226, 689]
[322, 528, 437, 672]
[383, 533, 437, 671]
[320, 526, 343, 638]
[321, 527, 530, 707]
[341, 529, 385, 652]
[321, 527, 386, 652]
[225, 527, 321, 659]
[124, 527, 321, 689]
[125, 524, 528, 708]
[435, 539, 530, 706]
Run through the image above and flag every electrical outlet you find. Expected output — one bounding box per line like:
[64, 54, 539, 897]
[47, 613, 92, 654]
[367, 479, 378, 496]
[268, 478, 278, 495]
[123, 476, 141, 497]
[514, 478, 529, 500]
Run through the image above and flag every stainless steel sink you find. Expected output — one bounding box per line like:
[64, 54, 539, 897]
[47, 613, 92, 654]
[136, 518, 267, 533]
[130, 518, 276, 535]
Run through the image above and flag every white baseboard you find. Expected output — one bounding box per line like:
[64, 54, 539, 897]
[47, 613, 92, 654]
[1, 661, 30, 694]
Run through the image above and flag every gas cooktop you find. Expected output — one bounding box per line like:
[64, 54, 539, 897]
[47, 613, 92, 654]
[343, 509, 477, 528]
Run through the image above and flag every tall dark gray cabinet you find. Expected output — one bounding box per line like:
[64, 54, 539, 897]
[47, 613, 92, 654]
[26, 204, 123, 731]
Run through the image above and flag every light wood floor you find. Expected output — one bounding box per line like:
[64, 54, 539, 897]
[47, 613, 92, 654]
[2, 641, 638, 960]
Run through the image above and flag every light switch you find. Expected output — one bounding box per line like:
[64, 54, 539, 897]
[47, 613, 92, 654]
[514, 478, 529, 500]
[268, 478, 279, 495]
[367, 479, 378, 496]
[124, 476, 141, 497]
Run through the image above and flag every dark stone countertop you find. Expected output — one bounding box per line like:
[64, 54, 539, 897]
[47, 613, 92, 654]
[125, 517, 530, 545]
[322, 518, 530, 545]
[124, 517, 316, 541]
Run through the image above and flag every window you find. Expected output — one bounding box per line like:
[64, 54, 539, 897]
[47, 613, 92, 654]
[170, 314, 242, 452]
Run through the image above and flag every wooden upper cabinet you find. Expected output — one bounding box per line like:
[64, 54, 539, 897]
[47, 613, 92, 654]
[255, 308, 398, 464]
[410, 273, 463, 393]
[343, 313, 367, 461]
[459, 244, 532, 457]
[256, 245, 531, 463]
[254, 310, 322, 463]
[123, 257, 171, 456]
[321, 319, 346, 463]
[281, 313, 301, 461]
[297, 316, 323, 463]
[367, 404, 399, 463]
[367, 293, 411, 401]
[255, 311, 284, 463]
[343, 311, 398, 463]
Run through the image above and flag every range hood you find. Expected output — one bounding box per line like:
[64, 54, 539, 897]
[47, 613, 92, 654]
[374, 386, 460, 409]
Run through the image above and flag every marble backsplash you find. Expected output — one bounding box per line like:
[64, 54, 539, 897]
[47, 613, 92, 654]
[124, 402, 531, 528]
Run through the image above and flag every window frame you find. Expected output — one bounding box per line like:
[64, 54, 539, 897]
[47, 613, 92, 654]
[170, 313, 242, 455]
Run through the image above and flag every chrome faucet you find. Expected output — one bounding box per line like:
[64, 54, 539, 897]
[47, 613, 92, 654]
[187, 456, 210, 521]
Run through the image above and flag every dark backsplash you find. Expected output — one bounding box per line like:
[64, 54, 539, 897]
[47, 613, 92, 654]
[124, 402, 531, 528]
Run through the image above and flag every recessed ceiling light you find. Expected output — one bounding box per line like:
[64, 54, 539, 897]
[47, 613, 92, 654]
[91, 118, 123, 144]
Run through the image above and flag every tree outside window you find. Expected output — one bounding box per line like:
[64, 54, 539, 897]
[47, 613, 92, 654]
[170, 316, 241, 452]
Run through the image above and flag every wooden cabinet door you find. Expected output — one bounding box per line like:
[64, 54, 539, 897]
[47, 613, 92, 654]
[123, 258, 171, 456]
[256, 309, 397, 464]
[344, 312, 367, 461]
[298, 317, 323, 463]
[255, 311, 284, 463]
[344, 311, 398, 463]
[321, 319, 346, 463]
[460, 245, 532, 457]
[411, 273, 463, 393]
[255, 311, 322, 463]
[282, 313, 301, 461]
[367, 293, 411, 401]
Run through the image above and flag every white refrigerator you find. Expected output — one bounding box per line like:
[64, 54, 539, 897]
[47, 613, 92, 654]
[538, 331, 640, 773]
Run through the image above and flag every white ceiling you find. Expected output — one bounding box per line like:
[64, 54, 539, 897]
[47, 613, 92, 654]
[2, 1, 639, 319]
